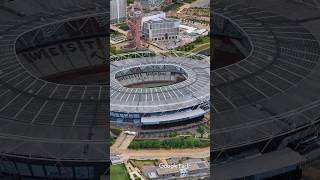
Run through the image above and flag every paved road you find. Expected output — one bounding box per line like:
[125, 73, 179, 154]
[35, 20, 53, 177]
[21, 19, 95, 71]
[110, 25, 128, 35]
[124, 147, 210, 160]
[111, 132, 126, 151]
[191, 0, 210, 8]
[177, 3, 191, 14]
[119, 134, 136, 150]
[146, 42, 167, 55]
[111, 132, 136, 152]
[111, 133, 209, 160]
[125, 161, 146, 180]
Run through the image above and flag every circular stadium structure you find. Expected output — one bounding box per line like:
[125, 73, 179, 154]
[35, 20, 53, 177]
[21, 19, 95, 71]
[212, 0, 320, 179]
[110, 52, 210, 126]
[0, 0, 107, 179]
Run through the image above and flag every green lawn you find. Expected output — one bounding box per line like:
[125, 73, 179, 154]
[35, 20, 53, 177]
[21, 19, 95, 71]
[131, 160, 156, 170]
[184, 0, 197, 3]
[116, 23, 129, 31]
[110, 46, 124, 56]
[127, 0, 134, 5]
[191, 42, 210, 53]
[110, 164, 130, 180]
[163, 2, 183, 12]
[177, 35, 210, 52]
[110, 30, 123, 39]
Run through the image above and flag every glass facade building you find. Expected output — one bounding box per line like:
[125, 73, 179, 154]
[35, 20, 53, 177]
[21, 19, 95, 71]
[142, 18, 180, 41]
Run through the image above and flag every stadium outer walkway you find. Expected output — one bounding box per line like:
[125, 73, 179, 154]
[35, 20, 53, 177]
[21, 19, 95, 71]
[123, 147, 210, 159]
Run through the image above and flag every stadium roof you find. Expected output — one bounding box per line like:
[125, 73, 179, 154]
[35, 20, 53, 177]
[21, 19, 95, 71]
[212, 0, 320, 152]
[0, 0, 108, 161]
[141, 108, 205, 124]
[110, 56, 210, 114]
[213, 148, 306, 179]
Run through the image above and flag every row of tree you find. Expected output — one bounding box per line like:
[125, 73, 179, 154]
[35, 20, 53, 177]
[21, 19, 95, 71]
[129, 137, 210, 149]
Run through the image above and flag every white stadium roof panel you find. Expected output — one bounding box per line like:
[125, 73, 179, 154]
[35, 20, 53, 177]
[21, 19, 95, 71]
[110, 56, 210, 114]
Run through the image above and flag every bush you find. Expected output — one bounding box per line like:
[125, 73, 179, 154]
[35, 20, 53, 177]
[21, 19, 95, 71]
[129, 137, 209, 149]
[117, 23, 129, 31]
[169, 132, 177, 137]
[177, 35, 209, 52]
[197, 126, 206, 135]
[110, 46, 124, 55]
[110, 128, 122, 136]
[163, 2, 182, 12]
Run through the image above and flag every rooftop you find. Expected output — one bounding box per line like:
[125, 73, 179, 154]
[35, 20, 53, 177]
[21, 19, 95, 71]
[156, 167, 179, 175]
[146, 17, 180, 23]
[0, 0, 108, 162]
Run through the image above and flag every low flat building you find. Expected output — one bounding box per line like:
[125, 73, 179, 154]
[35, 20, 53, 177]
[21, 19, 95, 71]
[180, 24, 208, 36]
[156, 167, 180, 179]
[186, 161, 209, 175]
[147, 171, 158, 179]
[110, 155, 124, 165]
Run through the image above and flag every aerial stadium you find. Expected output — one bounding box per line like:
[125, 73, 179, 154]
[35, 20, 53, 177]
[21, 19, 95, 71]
[110, 52, 210, 126]
[212, 0, 320, 179]
[0, 0, 107, 179]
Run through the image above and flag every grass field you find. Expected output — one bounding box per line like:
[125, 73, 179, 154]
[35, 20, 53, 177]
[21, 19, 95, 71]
[110, 164, 130, 180]
[177, 35, 210, 52]
[131, 159, 156, 170]
[191, 42, 210, 53]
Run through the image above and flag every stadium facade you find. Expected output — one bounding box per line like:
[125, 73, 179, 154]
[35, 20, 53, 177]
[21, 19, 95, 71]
[110, 53, 210, 126]
[0, 0, 108, 179]
[212, 0, 320, 179]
